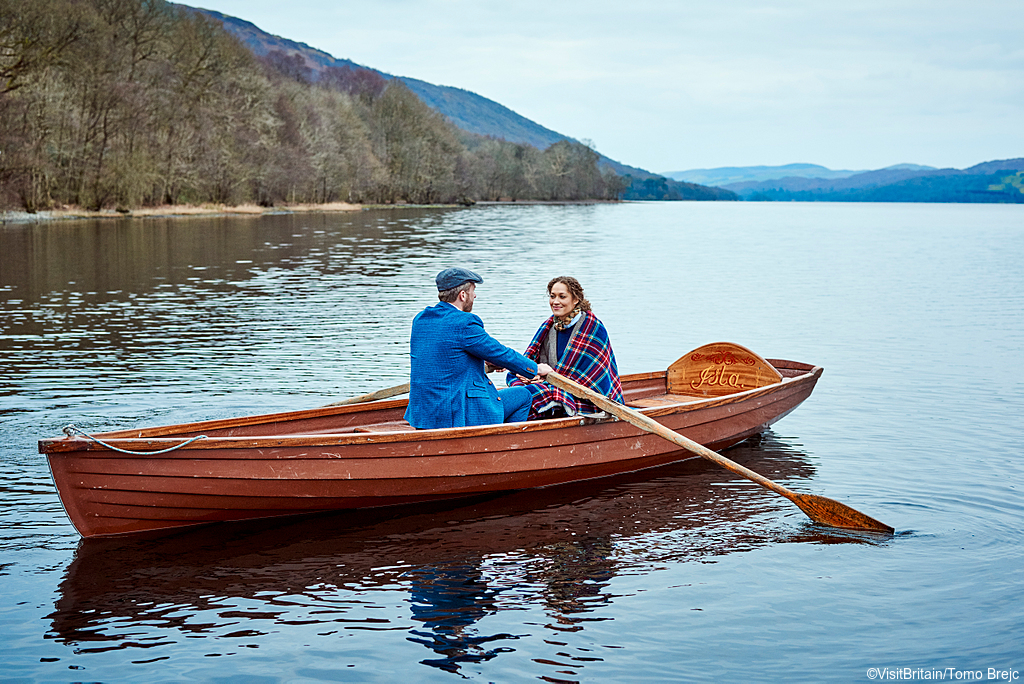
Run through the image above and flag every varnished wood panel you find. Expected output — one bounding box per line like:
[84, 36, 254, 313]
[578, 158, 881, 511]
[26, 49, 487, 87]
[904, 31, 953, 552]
[667, 342, 784, 397]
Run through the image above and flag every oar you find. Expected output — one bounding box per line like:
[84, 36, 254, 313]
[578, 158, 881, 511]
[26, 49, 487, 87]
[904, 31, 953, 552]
[545, 371, 893, 534]
[322, 382, 410, 407]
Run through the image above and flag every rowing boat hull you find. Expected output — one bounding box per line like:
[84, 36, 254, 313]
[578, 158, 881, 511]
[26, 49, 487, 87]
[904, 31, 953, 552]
[40, 359, 822, 538]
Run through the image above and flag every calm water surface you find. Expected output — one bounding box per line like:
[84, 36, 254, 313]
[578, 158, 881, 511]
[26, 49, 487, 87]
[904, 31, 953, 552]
[1, 202, 1022, 682]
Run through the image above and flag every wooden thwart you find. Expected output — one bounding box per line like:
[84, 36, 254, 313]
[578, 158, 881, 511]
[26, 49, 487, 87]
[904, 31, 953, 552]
[546, 370, 893, 534]
[353, 421, 415, 433]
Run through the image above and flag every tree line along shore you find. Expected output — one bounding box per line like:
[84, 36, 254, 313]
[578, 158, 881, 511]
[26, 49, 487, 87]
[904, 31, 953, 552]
[0, 0, 630, 214]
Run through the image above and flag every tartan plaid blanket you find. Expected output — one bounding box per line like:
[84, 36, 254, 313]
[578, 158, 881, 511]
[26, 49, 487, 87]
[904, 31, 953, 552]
[507, 311, 623, 418]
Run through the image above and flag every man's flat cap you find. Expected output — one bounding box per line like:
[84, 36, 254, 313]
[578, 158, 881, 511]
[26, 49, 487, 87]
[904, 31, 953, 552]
[436, 267, 484, 291]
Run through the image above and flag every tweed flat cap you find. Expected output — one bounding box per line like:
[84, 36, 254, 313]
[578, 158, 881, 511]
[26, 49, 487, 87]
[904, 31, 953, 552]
[436, 267, 484, 291]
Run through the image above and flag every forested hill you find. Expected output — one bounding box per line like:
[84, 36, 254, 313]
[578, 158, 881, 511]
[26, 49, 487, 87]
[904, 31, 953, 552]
[183, 5, 723, 200]
[1, 0, 656, 211]
[187, 8, 628, 164]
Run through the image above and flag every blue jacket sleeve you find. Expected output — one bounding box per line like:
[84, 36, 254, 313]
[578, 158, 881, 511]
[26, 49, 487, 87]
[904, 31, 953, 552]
[461, 316, 538, 380]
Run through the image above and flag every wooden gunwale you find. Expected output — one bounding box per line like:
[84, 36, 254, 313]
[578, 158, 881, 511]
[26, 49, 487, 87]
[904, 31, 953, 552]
[61, 370, 672, 440]
[39, 366, 821, 455]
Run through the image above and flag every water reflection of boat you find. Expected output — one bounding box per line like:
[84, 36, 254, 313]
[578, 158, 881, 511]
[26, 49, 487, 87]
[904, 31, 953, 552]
[48, 434, 880, 676]
[40, 342, 822, 538]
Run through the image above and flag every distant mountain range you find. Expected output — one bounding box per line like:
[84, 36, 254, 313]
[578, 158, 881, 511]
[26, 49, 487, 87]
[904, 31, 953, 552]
[664, 163, 871, 186]
[665, 160, 1024, 203]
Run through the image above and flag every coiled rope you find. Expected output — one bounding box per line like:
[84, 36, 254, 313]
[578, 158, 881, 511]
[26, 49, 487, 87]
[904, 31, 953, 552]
[62, 424, 207, 455]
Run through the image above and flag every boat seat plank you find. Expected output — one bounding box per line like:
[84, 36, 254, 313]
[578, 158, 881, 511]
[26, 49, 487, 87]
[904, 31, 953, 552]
[627, 394, 707, 408]
[627, 398, 677, 407]
[352, 421, 415, 433]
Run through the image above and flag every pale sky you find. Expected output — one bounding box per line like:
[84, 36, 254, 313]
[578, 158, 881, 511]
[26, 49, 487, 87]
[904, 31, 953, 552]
[190, 0, 1024, 174]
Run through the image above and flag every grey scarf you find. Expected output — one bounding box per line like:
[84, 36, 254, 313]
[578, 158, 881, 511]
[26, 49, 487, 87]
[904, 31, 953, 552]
[538, 313, 581, 368]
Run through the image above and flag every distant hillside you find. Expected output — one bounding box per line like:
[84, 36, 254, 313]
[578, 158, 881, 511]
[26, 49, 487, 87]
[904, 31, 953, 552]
[730, 159, 1024, 203]
[398, 79, 567, 152]
[727, 166, 948, 195]
[183, 4, 722, 200]
[186, 7, 365, 73]
[663, 163, 869, 186]
[397, 79, 661, 182]
[620, 177, 737, 201]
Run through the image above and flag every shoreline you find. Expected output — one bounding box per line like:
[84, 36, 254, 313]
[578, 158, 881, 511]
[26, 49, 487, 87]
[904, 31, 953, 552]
[0, 202, 363, 224]
[0, 199, 624, 225]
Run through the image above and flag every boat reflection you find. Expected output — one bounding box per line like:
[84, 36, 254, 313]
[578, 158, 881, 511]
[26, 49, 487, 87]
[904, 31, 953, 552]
[47, 434, 884, 675]
[407, 562, 513, 672]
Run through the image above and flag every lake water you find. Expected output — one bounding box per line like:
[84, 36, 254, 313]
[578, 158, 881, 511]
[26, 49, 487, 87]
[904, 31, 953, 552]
[1, 202, 1022, 682]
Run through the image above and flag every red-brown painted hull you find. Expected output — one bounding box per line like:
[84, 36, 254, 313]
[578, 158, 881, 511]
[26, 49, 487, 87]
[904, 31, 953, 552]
[40, 361, 822, 537]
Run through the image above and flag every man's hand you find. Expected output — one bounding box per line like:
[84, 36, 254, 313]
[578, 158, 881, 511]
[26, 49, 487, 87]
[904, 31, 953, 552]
[516, 363, 553, 384]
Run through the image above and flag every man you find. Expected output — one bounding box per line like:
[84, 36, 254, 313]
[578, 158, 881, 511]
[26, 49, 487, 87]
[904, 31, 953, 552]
[405, 267, 552, 429]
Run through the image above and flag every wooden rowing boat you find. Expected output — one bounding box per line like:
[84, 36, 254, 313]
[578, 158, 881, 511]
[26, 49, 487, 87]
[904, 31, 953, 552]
[39, 342, 822, 538]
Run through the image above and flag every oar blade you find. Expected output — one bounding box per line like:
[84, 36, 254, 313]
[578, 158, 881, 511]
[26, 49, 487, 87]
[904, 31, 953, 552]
[791, 493, 894, 534]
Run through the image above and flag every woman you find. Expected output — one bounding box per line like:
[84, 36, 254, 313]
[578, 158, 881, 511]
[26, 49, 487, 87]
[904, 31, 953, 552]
[507, 276, 623, 419]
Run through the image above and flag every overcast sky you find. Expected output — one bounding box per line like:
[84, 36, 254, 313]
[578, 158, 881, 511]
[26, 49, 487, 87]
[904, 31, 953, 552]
[191, 0, 1023, 174]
